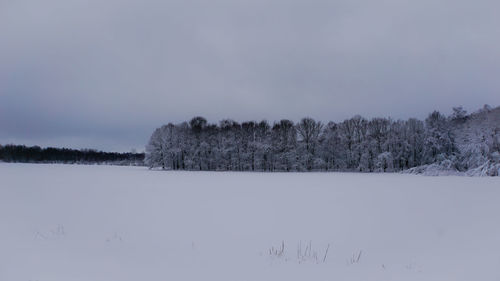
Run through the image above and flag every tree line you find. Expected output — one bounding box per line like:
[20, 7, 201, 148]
[0, 144, 145, 165]
[146, 107, 486, 172]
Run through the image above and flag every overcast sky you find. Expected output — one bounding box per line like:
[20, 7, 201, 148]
[1, 0, 500, 152]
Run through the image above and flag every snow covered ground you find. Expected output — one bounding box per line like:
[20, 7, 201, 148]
[1, 163, 499, 281]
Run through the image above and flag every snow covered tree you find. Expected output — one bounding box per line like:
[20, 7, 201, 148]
[423, 111, 456, 164]
[451, 106, 467, 123]
[271, 119, 297, 171]
[296, 117, 323, 170]
[376, 151, 394, 172]
[145, 124, 178, 169]
[144, 105, 499, 175]
[320, 122, 347, 170]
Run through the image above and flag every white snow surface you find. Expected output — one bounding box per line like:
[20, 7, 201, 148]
[1, 163, 500, 281]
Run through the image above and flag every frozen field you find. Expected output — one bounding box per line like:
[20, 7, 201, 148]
[1, 163, 499, 281]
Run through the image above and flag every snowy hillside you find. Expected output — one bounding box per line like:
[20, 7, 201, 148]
[1, 163, 500, 281]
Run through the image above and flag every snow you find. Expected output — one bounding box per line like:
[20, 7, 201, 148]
[1, 163, 500, 281]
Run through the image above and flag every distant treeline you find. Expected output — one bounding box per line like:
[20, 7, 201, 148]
[0, 144, 145, 165]
[145, 105, 500, 174]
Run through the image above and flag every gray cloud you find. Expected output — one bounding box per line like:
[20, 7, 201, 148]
[1, 0, 500, 151]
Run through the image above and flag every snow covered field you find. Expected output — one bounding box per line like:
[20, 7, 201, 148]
[1, 163, 499, 281]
